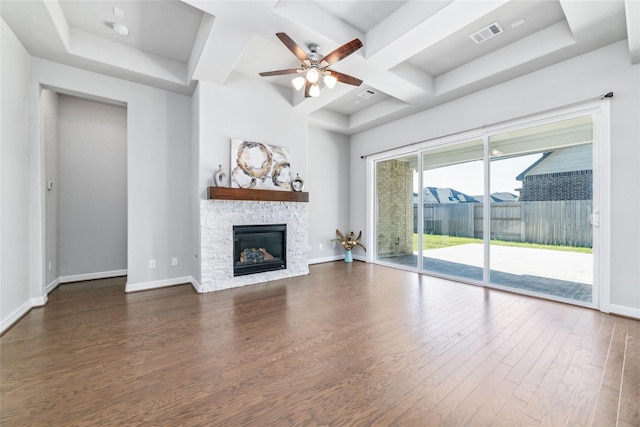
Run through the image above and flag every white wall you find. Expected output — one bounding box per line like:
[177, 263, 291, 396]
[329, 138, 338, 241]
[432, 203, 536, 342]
[57, 94, 127, 278]
[42, 89, 59, 288]
[350, 40, 640, 315]
[308, 126, 351, 263]
[1, 19, 34, 331]
[191, 84, 202, 285]
[197, 75, 308, 198]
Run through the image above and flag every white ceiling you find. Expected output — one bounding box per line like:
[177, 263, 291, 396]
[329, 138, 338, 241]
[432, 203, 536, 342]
[58, 0, 203, 63]
[2, 0, 638, 135]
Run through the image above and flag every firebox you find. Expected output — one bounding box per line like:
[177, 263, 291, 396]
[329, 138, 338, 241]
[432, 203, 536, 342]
[233, 224, 287, 276]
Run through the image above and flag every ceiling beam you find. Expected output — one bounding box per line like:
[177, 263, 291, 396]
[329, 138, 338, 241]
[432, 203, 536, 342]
[42, 0, 70, 50]
[626, 0, 640, 64]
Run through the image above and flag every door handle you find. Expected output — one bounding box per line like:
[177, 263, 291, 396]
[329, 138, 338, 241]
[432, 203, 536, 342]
[589, 211, 600, 227]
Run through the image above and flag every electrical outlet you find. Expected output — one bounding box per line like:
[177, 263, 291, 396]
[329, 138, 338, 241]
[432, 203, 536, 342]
[319, 243, 323, 250]
[149, 259, 156, 269]
[48, 261, 52, 271]
[172, 257, 178, 266]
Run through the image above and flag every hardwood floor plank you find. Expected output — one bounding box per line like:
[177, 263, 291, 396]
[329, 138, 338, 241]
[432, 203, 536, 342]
[439, 361, 513, 426]
[505, 320, 561, 385]
[490, 394, 529, 426]
[512, 326, 571, 402]
[589, 314, 616, 368]
[619, 321, 640, 426]
[1, 262, 638, 426]
[564, 362, 605, 426]
[497, 308, 549, 363]
[601, 319, 629, 391]
[541, 345, 593, 425]
[592, 385, 622, 426]
[522, 332, 580, 421]
[465, 377, 518, 426]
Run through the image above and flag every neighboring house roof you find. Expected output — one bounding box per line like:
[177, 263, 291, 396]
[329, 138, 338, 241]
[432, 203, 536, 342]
[516, 152, 552, 181]
[416, 187, 478, 204]
[473, 192, 518, 203]
[491, 192, 518, 202]
[516, 145, 592, 181]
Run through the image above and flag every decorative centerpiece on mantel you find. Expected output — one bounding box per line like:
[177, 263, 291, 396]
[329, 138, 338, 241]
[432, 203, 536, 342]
[332, 229, 366, 263]
[208, 138, 309, 202]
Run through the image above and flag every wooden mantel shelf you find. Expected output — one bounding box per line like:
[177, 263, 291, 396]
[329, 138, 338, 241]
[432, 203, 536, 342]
[208, 187, 309, 202]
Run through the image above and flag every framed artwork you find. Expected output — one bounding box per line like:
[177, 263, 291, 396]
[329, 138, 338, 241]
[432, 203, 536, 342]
[230, 139, 292, 191]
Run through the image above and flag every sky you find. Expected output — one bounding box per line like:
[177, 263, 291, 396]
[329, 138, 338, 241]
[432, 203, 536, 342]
[417, 153, 542, 196]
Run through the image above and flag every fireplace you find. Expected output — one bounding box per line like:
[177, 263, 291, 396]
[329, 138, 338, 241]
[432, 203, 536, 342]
[233, 224, 287, 276]
[201, 199, 308, 293]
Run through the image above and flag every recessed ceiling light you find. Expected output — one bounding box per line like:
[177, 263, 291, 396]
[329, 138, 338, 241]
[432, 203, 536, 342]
[112, 23, 129, 36]
[511, 19, 525, 29]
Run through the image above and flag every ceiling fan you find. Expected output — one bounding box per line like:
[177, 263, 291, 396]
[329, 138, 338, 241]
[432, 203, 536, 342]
[259, 33, 363, 98]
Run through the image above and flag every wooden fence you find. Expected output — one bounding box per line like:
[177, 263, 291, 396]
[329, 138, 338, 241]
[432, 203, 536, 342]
[414, 200, 592, 247]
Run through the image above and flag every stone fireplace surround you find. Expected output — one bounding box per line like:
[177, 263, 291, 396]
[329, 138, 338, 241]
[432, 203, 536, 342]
[200, 196, 309, 292]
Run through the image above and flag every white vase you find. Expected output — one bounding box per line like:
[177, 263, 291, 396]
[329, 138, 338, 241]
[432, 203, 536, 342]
[213, 165, 227, 187]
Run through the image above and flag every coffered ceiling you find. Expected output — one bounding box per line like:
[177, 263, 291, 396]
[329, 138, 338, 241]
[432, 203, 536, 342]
[2, 0, 638, 135]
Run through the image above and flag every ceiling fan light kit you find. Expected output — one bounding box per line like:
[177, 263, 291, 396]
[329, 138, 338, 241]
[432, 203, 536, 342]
[292, 76, 306, 90]
[306, 67, 320, 83]
[323, 73, 337, 89]
[259, 33, 363, 98]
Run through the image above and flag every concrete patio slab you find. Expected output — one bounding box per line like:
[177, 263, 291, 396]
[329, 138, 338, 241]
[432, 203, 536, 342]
[423, 243, 592, 285]
[381, 243, 593, 303]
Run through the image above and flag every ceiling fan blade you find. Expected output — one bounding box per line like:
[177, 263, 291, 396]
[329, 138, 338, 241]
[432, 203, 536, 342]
[276, 33, 309, 62]
[305, 81, 312, 98]
[259, 69, 301, 77]
[329, 70, 363, 86]
[321, 39, 363, 65]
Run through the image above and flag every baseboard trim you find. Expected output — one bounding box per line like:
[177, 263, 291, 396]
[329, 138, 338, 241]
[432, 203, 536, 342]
[190, 277, 203, 293]
[609, 304, 640, 319]
[308, 255, 344, 265]
[0, 293, 49, 336]
[125, 276, 193, 293]
[1, 300, 32, 335]
[60, 269, 127, 284]
[46, 278, 61, 294]
[31, 295, 48, 307]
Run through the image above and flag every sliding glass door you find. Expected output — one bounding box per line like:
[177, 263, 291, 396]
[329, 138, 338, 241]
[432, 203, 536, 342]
[488, 116, 594, 303]
[372, 111, 599, 307]
[421, 140, 484, 282]
[375, 154, 419, 269]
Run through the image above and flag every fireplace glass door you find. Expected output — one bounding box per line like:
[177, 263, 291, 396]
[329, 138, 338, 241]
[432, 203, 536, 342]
[233, 224, 287, 276]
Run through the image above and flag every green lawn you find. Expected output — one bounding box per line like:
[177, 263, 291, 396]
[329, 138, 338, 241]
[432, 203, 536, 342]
[413, 234, 592, 254]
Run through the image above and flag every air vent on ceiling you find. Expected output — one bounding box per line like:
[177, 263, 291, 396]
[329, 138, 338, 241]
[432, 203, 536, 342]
[469, 22, 504, 44]
[357, 89, 376, 99]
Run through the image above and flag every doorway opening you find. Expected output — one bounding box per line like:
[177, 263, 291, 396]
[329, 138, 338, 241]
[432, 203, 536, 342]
[42, 89, 128, 293]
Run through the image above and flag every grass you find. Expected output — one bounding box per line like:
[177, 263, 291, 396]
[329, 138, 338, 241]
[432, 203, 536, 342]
[413, 234, 593, 254]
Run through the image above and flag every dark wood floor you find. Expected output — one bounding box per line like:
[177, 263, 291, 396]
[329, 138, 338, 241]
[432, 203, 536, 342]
[1, 262, 638, 426]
